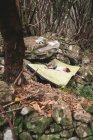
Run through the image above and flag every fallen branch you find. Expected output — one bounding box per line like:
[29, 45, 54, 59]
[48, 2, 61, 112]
[3, 90, 44, 108]
[0, 107, 23, 115]
[13, 69, 23, 85]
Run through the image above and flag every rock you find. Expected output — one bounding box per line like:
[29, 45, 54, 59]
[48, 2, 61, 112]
[25, 36, 60, 61]
[0, 57, 4, 65]
[75, 122, 92, 138]
[49, 123, 62, 133]
[19, 132, 33, 140]
[4, 128, 13, 140]
[52, 100, 73, 128]
[20, 106, 31, 116]
[0, 81, 15, 105]
[79, 64, 93, 85]
[61, 44, 81, 65]
[0, 65, 4, 75]
[35, 37, 46, 45]
[25, 113, 52, 134]
[38, 134, 61, 140]
[74, 110, 92, 123]
[82, 56, 90, 64]
[56, 54, 70, 64]
[68, 137, 79, 140]
[60, 129, 74, 138]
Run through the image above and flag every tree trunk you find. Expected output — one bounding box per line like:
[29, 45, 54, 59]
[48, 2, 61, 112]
[0, 0, 25, 83]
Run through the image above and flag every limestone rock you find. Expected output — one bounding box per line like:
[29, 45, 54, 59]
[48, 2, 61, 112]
[19, 132, 33, 140]
[20, 106, 31, 116]
[60, 128, 74, 138]
[61, 44, 81, 65]
[52, 100, 73, 128]
[74, 110, 92, 123]
[38, 134, 61, 140]
[49, 123, 62, 133]
[68, 137, 79, 140]
[0, 81, 14, 104]
[4, 128, 13, 140]
[82, 56, 90, 64]
[75, 122, 92, 138]
[25, 113, 52, 134]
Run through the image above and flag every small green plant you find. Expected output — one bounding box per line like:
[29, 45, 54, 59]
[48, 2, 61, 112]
[77, 86, 93, 100]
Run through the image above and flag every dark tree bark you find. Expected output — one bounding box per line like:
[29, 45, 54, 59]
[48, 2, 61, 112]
[0, 0, 25, 83]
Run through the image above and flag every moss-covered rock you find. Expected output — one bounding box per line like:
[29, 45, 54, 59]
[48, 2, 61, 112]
[75, 122, 92, 138]
[60, 129, 74, 138]
[19, 132, 33, 140]
[38, 134, 61, 140]
[68, 137, 79, 140]
[49, 123, 62, 133]
[52, 101, 73, 128]
[25, 113, 52, 134]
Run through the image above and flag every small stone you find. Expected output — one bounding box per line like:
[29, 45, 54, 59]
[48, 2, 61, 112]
[0, 57, 4, 65]
[19, 132, 33, 140]
[20, 106, 31, 115]
[74, 110, 92, 123]
[4, 128, 13, 140]
[60, 129, 74, 138]
[49, 123, 62, 133]
[68, 137, 79, 140]
[0, 65, 4, 75]
[38, 134, 61, 140]
[82, 56, 90, 64]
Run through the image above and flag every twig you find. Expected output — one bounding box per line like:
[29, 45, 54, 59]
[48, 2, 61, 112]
[4, 90, 43, 108]
[0, 105, 16, 140]
[0, 107, 23, 115]
[13, 69, 23, 85]
[3, 101, 19, 109]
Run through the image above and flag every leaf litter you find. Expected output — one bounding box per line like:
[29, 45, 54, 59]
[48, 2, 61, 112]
[13, 77, 93, 117]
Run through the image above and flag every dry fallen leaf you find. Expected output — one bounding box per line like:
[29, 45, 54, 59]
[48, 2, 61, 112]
[32, 102, 45, 115]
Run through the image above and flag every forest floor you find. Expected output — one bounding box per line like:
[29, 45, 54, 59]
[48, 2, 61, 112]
[0, 34, 93, 139]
